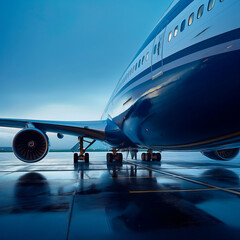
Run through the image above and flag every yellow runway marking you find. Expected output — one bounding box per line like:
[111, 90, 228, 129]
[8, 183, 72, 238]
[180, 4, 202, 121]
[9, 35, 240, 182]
[130, 188, 216, 194]
[124, 160, 240, 196]
[130, 187, 240, 194]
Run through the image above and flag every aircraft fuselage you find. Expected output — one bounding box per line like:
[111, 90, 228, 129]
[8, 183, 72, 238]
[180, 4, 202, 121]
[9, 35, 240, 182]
[102, 0, 240, 151]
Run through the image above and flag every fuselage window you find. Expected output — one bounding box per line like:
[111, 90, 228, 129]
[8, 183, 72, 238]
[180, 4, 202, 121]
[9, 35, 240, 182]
[188, 13, 194, 26]
[146, 52, 149, 61]
[180, 20, 186, 32]
[154, 44, 157, 54]
[138, 59, 141, 68]
[168, 31, 172, 42]
[142, 56, 145, 65]
[197, 5, 204, 19]
[157, 42, 160, 55]
[174, 26, 178, 37]
[208, 0, 215, 11]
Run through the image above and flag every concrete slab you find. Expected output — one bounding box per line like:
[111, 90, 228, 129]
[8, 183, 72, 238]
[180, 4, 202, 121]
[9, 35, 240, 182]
[1, 152, 240, 240]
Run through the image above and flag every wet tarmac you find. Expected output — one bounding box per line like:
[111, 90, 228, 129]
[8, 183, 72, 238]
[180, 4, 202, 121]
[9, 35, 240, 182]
[1, 152, 240, 240]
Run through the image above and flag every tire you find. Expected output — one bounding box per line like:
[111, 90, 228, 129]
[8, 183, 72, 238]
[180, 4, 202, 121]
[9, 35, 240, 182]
[117, 153, 123, 162]
[107, 153, 113, 162]
[146, 153, 151, 162]
[152, 153, 156, 161]
[141, 153, 146, 161]
[156, 153, 161, 162]
[85, 153, 89, 163]
[74, 153, 78, 164]
[106, 153, 110, 161]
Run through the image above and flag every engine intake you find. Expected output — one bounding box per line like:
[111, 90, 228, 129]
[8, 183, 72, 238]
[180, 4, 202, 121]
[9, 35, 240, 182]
[13, 128, 49, 163]
[202, 148, 239, 161]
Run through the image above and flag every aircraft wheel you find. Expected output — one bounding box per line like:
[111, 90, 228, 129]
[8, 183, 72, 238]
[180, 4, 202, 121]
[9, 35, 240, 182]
[156, 153, 161, 161]
[107, 153, 113, 162]
[74, 153, 78, 164]
[116, 153, 123, 162]
[141, 153, 146, 161]
[146, 153, 151, 162]
[152, 153, 156, 161]
[85, 153, 89, 163]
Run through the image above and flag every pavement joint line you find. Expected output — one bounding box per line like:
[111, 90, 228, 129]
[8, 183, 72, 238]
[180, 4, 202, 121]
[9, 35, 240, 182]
[124, 160, 240, 196]
[66, 190, 76, 240]
[0, 170, 77, 172]
[111, 176, 153, 179]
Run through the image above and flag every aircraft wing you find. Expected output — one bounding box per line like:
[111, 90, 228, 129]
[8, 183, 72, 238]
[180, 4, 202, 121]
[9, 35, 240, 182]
[0, 118, 107, 140]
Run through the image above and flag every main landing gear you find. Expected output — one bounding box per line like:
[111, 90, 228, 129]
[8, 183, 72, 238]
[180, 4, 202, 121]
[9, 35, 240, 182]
[73, 137, 96, 164]
[106, 149, 123, 163]
[141, 149, 161, 162]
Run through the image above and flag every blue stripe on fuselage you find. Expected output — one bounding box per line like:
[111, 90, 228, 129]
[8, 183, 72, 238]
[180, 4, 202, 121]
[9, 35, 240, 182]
[115, 28, 240, 100]
[162, 28, 240, 66]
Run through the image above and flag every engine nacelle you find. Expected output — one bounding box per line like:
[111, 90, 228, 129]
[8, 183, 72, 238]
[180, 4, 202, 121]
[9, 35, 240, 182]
[12, 128, 49, 163]
[202, 148, 239, 161]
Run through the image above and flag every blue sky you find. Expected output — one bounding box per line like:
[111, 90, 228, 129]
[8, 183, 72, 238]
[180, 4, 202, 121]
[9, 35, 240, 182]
[0, 0, 171, 148]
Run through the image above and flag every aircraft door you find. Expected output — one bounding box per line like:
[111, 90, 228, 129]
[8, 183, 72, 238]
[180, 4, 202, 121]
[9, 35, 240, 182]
[151, 32, 164, 80]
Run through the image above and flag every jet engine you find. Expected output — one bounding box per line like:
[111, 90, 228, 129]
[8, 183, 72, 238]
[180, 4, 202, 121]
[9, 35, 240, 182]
[202, 148, 239, 161]
[12, 128, 49, 163]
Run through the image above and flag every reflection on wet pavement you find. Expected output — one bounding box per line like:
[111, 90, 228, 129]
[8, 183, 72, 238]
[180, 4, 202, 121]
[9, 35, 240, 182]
[0, 152, 240, 239]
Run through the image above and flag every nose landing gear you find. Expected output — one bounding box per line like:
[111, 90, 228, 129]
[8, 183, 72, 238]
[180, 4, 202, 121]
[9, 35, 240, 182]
[73, 137, 95, 164]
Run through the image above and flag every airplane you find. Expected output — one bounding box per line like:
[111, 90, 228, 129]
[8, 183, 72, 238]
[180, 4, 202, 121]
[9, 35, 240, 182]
[0, 0, 240, 164]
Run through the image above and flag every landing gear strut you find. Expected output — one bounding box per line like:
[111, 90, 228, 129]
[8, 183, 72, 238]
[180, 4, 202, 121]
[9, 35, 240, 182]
[73, 137, 95, 164]
[130, 149, 138, 160]
[141, 149, 161, 162]
[106, 148, 123, 163]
